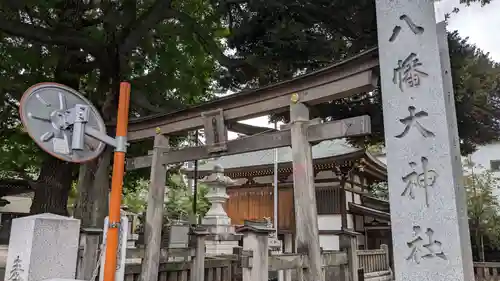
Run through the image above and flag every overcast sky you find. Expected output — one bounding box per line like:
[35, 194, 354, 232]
[228, 0, 500, 137]
[436, 0, 500, 62]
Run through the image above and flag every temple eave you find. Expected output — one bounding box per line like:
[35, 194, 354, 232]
[184, 149, 386, 181]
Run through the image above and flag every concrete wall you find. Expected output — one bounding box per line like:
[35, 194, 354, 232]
[467, 143, 500, 173]
[0, 194, 32, 214]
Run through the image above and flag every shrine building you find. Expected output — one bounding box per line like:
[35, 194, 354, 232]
[183, 138, 392, 253]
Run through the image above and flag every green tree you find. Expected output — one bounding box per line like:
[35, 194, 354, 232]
[0, 0, 224, 221]
[220, 0, 493, 87]
[0, 31, 76, 215]
[122, 179, 149, 215]
[316, 30, 500, 155]
[464, 159, 500, 261]
[122, 173, 210, 221]
[130, 173, 210, 235]
[369, 181, 389, 200]
[219, 0, 500, 155]
[163, 174, 210, 223]
[0, 0, 496, 221]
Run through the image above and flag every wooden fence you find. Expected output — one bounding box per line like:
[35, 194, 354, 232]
[122, 258, 500, 281]
[124, 257, 238, 281]
[356, 245, 392, 281]
[356, 248, 500, 281]
[357, 245, 390, 273]
[78, 228, 354, 281]
[120, 251, 348, 281]
[474, 262, 500, 281]
[75, 231, 500, 281]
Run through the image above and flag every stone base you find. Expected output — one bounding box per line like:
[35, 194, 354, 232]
[205, 240, 239, 256]
[205, 224, 235, 234]
[202, 216, 231, 226]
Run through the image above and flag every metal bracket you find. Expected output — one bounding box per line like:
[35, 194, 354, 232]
[115, 136, 128, 153]
[108, 221, 121, 228]
[51, 104, 129, 151]
[71, 105, 89, 150]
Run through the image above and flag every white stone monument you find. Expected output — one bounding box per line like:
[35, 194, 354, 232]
[5, 213, 81, 281]
[375, 1, 474, 281]
[201, 164, 239, 255]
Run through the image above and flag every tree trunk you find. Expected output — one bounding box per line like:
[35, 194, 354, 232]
[73, 147, 112, 227]
[30, 156, 74, 215]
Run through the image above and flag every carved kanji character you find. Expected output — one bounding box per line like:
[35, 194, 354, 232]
[406, 226, 447, 264]
[395, 106, 435, 138]
[389, 15, 425, 42]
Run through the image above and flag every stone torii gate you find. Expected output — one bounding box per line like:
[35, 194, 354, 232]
[125, 49, 379, 281]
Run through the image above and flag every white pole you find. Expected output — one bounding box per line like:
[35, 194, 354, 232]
[273, 122, 279, 237]
[273, 121, 284, 281]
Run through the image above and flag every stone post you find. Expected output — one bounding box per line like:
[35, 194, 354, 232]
[5, 214, 81, 281]
[200, 164, 239, 255]
[77, 227, 102, 280]
[141, 133, 169, 281]
[339, 231, 359, 281]
[380, 244, 390, 272]
[189, 227, 209, 281]
[239, 224, 273, 281]
[283, 234, 293, 281]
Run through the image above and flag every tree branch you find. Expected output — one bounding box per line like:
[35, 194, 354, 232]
[0, 17, 104, 60]
[0, 166, 34, 183]
[12, 168, 32, 182]
[170, 10, 247, 69]
[119, 0, 174, 57]
[130, 91, 164, 113]
[131, 67, 164, 85]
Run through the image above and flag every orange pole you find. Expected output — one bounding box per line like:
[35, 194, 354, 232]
[103, 82, 131, 281]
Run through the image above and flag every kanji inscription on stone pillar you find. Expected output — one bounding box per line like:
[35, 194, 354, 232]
[375, 1, 474, 281]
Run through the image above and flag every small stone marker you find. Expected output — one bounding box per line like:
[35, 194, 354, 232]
[5, 214, 81, 281]
[375, 1, 474, 281]
[99, 215, 129, 281]
[169, 223, 190, 249]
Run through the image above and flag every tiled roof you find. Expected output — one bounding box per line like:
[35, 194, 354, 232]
[185, 139, 360, 171]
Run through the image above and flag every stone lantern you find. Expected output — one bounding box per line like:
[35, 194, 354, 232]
[201, 164, 235, 230]
[200, 164, 240, 255]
